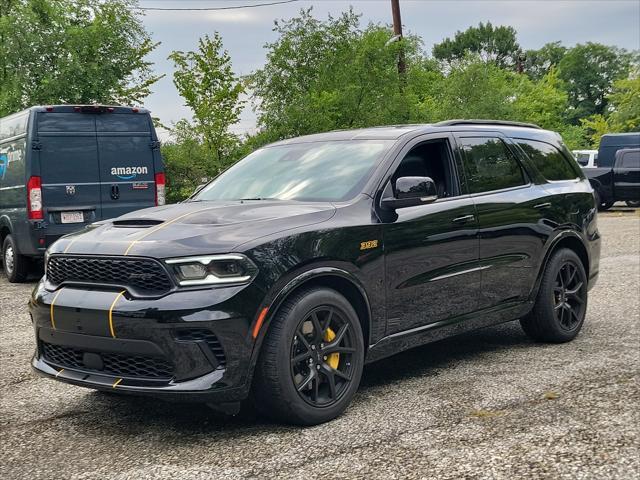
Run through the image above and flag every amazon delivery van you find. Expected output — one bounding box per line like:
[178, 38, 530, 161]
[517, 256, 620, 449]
[0, 105, 165, 282]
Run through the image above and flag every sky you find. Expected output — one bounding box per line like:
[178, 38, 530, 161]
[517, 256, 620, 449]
[138, 0, 640, 138]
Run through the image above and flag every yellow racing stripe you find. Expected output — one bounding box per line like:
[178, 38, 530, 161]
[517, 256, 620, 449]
[50, 289, 63, 330]
[123, 206, 217, 256]
[108, 291, 126, 338]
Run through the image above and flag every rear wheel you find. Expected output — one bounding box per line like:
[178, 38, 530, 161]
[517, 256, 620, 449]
[521, 248, 588, 343]
[253, 287, 364, 425]
[2, 235, 29, 283]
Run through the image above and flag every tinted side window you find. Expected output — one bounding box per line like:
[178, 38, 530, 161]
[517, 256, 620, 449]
[620, 151, 640, 169]
[518, 139, 579, 181]
[459, 137, 525, 194]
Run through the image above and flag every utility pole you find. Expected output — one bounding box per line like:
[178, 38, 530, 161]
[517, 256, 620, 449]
[390, 0, 406, 76]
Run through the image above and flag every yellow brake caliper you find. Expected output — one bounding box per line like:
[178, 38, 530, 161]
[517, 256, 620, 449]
[323, 327, 340, 369]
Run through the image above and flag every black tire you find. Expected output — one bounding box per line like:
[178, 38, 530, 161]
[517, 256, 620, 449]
[2, 235, 29, 283]
[253, 287, 364, 425]
[521, 248, 588, 343]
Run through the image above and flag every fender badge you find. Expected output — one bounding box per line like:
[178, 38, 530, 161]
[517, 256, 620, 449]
[66, 185, 76, 195]
[360, 240, 379, 250]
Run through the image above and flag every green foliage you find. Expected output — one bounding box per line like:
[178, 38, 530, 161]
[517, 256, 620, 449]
[0, 0, 160, 116]
[432, 21, 521, 68]
[524, 41, 567, 81]
[607, 75, 640, 131]
[164, 34, 246, 201]
[169, 33, 245, 171]
[429, 59, 516, 120]
[250, 8, 419, 141]
[557, 42, 632, 123]
[580, 73, 640, 147]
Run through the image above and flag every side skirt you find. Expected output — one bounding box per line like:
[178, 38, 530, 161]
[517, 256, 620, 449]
[364, 300, 532, 364]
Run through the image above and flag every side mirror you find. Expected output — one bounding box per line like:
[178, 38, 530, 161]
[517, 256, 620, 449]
[381, 176, 438, 211]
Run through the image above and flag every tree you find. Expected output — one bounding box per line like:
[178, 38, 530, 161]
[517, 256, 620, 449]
[557, 42, 632, 123]
[432, 22, 521, 69]
[607, 75, 640, 131]
[428, 59, 516, 120]
[169, 33, 245, 174]
[250, 8, 420, 142]
[0, 0, 160, 116]
[524, 41, 567, 81]
[580, 72, 640, 147]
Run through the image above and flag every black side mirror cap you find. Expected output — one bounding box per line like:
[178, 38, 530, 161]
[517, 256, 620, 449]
[381, 176, 438, 211]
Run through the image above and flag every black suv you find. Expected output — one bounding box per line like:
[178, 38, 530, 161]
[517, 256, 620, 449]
[30, 121, 601, 425]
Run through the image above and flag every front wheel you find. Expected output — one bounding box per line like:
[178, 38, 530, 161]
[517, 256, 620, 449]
[521, 248, 588, 343]
[253, 287, 364, 425]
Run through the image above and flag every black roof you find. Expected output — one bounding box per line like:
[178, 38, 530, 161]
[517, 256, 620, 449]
[269, 120, 558, 146]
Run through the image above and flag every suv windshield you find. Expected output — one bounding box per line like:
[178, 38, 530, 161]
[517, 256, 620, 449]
[194, 140, 392, 202]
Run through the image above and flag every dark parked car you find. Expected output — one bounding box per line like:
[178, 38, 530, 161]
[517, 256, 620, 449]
[586, 143, 640, 209]
[0, 105, 165, 282]
[30, 120, 601, 425]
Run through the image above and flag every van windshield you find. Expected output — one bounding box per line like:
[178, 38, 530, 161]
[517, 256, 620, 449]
[194, 140, 392, 202]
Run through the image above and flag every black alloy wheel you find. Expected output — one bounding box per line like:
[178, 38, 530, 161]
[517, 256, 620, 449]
[290, 306, 356, 407]
[254, 287, 364, 425]
[553, 262, 586, 331]
[521, 248, 588, 343]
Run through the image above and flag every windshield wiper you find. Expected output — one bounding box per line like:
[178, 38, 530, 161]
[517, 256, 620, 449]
[238, 197, 279, 201]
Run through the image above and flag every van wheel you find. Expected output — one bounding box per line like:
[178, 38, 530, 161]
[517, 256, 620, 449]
[253, 287, 364, 425]
[521, 249, 587, 343]
[2, 235, 29, 283]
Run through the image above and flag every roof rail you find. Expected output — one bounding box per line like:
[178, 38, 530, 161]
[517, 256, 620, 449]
[435, 119, 542, 130]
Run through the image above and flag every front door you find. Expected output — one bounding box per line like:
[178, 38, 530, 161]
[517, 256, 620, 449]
[381, 135, 481, 336]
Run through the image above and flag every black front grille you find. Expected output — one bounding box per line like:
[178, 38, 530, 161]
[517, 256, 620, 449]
[42, 342, 174, 379]
[47, 256, 173, 296]
[175, 329, 227, 368]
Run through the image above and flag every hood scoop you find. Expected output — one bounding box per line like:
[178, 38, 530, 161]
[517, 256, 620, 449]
[112, 219, 164, 228]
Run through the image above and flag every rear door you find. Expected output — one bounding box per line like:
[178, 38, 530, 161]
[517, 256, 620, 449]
[455, 133, 547, 309]
[614, 150, 640, 201]
[37, 113, 102, 225]
[96, 113, 157, 219]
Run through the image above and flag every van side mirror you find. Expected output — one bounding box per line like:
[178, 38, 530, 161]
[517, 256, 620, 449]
[381, 176, 438, 211]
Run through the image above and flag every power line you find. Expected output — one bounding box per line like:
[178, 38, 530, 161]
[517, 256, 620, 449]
[136, 0, 299, 11]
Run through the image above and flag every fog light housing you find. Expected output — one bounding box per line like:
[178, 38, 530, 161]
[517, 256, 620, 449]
[165, 254, 257, 286]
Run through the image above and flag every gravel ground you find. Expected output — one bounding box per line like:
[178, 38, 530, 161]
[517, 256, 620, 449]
[1, 209, 638, 480]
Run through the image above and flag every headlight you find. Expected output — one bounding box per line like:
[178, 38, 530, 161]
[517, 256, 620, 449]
[165, 254, 258, 287]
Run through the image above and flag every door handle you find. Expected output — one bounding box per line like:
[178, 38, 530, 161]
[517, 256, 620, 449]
[452, 214, 475, 224]
[533, 202, 551, 209]
[111, 185, 120, 200]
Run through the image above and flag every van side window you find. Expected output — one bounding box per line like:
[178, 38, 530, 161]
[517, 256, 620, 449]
[459, 137, 525, 194]
[518, 139, 579, 181]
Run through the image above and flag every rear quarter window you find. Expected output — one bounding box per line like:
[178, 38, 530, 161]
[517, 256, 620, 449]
[517, 139, 579, 181]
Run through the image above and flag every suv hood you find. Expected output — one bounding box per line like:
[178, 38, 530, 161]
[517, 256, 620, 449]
[54, 200, 337, 258]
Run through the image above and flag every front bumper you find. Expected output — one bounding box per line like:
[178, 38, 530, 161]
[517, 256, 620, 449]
[29, 280, 260, 403]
